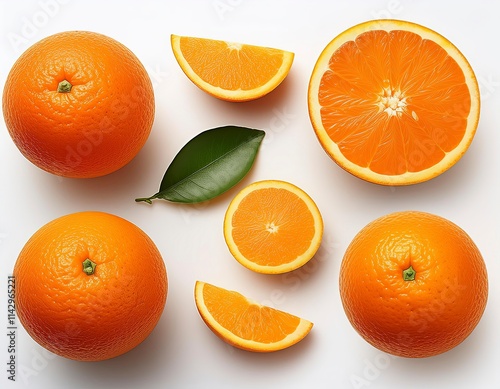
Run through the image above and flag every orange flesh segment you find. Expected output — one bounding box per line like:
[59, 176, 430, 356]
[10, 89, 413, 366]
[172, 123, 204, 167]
[202, 283, 301, 343]
[230, 188, 315, 267]
[178, 37, 285, 91]
[318, 29, 471, 176]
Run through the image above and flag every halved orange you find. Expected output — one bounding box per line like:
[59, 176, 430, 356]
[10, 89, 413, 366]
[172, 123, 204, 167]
[194, 281, 313, 352]
[223, 180, 323, 274]
[308, 19, 480, 185]
[171, 34, 294, 102]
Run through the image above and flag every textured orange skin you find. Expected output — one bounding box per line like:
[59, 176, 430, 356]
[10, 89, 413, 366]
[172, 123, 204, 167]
[339, 211, 488, 358]
[3, 31, 154, 178]
[13, 212, 167, 361]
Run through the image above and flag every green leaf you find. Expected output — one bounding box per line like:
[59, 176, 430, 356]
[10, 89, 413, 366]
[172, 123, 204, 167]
[136, 126, 265, 204]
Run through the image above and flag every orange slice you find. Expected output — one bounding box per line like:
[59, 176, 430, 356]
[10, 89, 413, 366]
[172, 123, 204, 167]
[223, 180, 323, 274]
[194, 281, 313, 352]
[308, 19, 480, 185]
[171, 34, 294, 102]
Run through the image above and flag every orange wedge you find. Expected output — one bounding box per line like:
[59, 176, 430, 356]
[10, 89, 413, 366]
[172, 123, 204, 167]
[194, 281, 313, 352]
[308, 19, 480, 185]
[223, 180, 323, 274]
[171, 34, 294, 102]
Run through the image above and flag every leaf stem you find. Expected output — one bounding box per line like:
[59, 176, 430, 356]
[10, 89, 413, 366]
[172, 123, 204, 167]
[135, 196, 154, 204]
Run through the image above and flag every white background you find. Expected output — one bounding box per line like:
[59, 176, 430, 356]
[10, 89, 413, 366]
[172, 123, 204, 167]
[1, 1, 499, 388]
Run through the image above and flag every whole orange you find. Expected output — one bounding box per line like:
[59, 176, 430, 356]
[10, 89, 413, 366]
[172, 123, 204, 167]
[13, 211, 167, 361]
[2, 31, 155, 178]
[339, 211, 488, 358]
